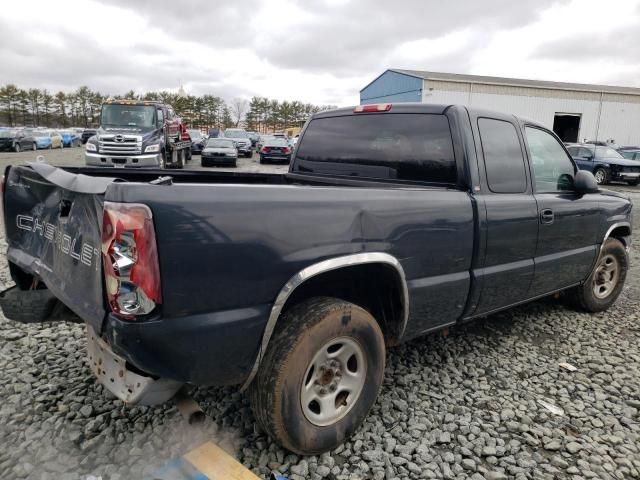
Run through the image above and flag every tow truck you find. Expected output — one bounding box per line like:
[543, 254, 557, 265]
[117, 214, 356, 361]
[84, 99, 191, 169]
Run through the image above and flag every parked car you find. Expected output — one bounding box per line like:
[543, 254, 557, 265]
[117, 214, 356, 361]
[259, 137, 292, 164]
[34, 130, 62, 149]
[0, 103, 632, 455]
[247, 131, 259, 147]
[256, 135, 275, 152]
[256, 134, 275, 152]
[618, 149, 640, 161]
[59, 129, 80, 148]
[201, 138, 238, 167]
[223, 129, 253, 157]
[188, 129, 206, 155]
[207, 128, 222, 139]
[81, 128, 97, 144]
[0, 128, 37, 152]
[567, 144, 640, 186]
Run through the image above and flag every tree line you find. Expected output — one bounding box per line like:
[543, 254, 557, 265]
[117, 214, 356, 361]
[0, 84, 335, 132]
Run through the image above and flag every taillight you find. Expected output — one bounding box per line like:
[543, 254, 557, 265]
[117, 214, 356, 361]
[102, 202, 161, 319]
[354, 103, 392, 113]
[283, 147, 291, 154]
[261, 147, 270, 153]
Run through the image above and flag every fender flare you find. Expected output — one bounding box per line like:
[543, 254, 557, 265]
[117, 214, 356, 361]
[240, 252, 409, 391]
[601, 221, 632, 252]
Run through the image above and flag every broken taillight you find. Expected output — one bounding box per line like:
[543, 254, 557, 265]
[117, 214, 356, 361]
[102, 202, 161, 319]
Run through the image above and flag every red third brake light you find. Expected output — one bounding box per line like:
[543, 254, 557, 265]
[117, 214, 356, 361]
[354, 103, 392, 113]
[102, 202, 161, 319]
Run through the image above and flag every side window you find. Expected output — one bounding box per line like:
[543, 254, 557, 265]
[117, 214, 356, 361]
[566, 146, 579, 156]
[525, 127, 576, 193]
[478, 118, 527, 193]
[577, 147, 593, 159]
[157, 109, 164, 123]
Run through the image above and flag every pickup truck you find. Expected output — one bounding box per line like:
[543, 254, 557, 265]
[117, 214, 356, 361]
[0, 103, 632, 455]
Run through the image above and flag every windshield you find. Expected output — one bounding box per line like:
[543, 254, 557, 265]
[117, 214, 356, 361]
[225, 130, 248, 138]
[34, 131, 49, 137]
[595, 146, 623, 158]
[0, 130, 17, 137]
[188, 129, 202, 139]
[206, 139, 235, 148]
[101, 104, 156, 128]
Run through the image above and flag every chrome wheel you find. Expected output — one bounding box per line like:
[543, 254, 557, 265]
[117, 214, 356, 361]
[301, 336, 366, 427]
[594, 169, 606, 184]
[592, 253, 619, 299]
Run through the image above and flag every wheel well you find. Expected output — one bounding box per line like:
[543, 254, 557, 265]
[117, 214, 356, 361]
[281, 263, 406, 345]
[609, 225, 631, 247]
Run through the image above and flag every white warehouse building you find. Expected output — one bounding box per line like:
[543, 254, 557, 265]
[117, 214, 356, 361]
[360, 69, 640, 145]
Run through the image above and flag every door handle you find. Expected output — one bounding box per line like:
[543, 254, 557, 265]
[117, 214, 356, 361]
[540, 209, 554, 224]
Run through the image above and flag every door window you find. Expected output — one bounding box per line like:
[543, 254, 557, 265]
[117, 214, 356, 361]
[577, 147, 594, 159]
[478, 118, 527, 193]
[525, 127, 576, 193]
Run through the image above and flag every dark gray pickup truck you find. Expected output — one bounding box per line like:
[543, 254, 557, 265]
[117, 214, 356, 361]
[0, 103, 633, 454]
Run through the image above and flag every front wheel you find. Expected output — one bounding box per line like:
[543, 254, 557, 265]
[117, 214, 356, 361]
[627, 179, 640, 186]
[249, 297, 385, 455]
[593, 168, 609, 185]
[14, 143, 20, 153]
[568, 238, 627, 312]
[32, 142, 37, 151]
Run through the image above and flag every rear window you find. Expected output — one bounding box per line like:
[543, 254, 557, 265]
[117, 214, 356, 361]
[293, 113, 456, 183]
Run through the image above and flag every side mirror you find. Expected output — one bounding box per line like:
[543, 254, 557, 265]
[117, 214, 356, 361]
[574, 170, 599, 193]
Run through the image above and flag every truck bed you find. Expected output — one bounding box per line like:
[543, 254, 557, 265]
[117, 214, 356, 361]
[3, 162, 474, 386]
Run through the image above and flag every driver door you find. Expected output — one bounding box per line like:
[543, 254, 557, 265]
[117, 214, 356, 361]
[525, 126, 601, 296]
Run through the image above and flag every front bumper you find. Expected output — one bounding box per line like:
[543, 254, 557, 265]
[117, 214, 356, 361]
[615, 172, 640, 180]
[87, 326, 182, 405]
[85, 151, 163, 168]
[201, 155, 237, 166]
[191, 143, 204, 154]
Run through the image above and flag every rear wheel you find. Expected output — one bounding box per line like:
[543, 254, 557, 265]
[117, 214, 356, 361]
[32, 142, 37, 151]
[249, 297, 385, 455]
[593, 168, 609, 185]
[14, 143, 20, 153]
[568, 238, 627, 312]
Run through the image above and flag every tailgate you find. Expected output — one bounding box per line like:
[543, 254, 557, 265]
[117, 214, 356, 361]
[3, 163, 116, 331]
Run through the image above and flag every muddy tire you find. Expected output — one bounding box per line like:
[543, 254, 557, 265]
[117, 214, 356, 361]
[568, 238, 627, 312]
[249, 297, 385, 455]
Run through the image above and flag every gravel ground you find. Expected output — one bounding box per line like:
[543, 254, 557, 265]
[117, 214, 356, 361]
[0, 149, 639, 480]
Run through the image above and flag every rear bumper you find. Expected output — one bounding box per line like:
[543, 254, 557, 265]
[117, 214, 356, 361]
[261, 153, 292, 163]
[85, 151, 162, 167]
[104, 304, 270, 388]
[87, 326, 182, 405]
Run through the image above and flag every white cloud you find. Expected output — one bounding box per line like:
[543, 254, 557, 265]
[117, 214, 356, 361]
[1, 0, 639, 106]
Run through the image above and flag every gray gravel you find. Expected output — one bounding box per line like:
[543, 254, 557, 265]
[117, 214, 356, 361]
[0, 150, 639, 479]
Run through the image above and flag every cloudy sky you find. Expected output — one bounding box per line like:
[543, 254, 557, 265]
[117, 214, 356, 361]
[1, 0, 639, 105]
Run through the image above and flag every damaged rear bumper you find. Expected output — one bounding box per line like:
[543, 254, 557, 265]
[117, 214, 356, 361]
[87, 327, 182, 405]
